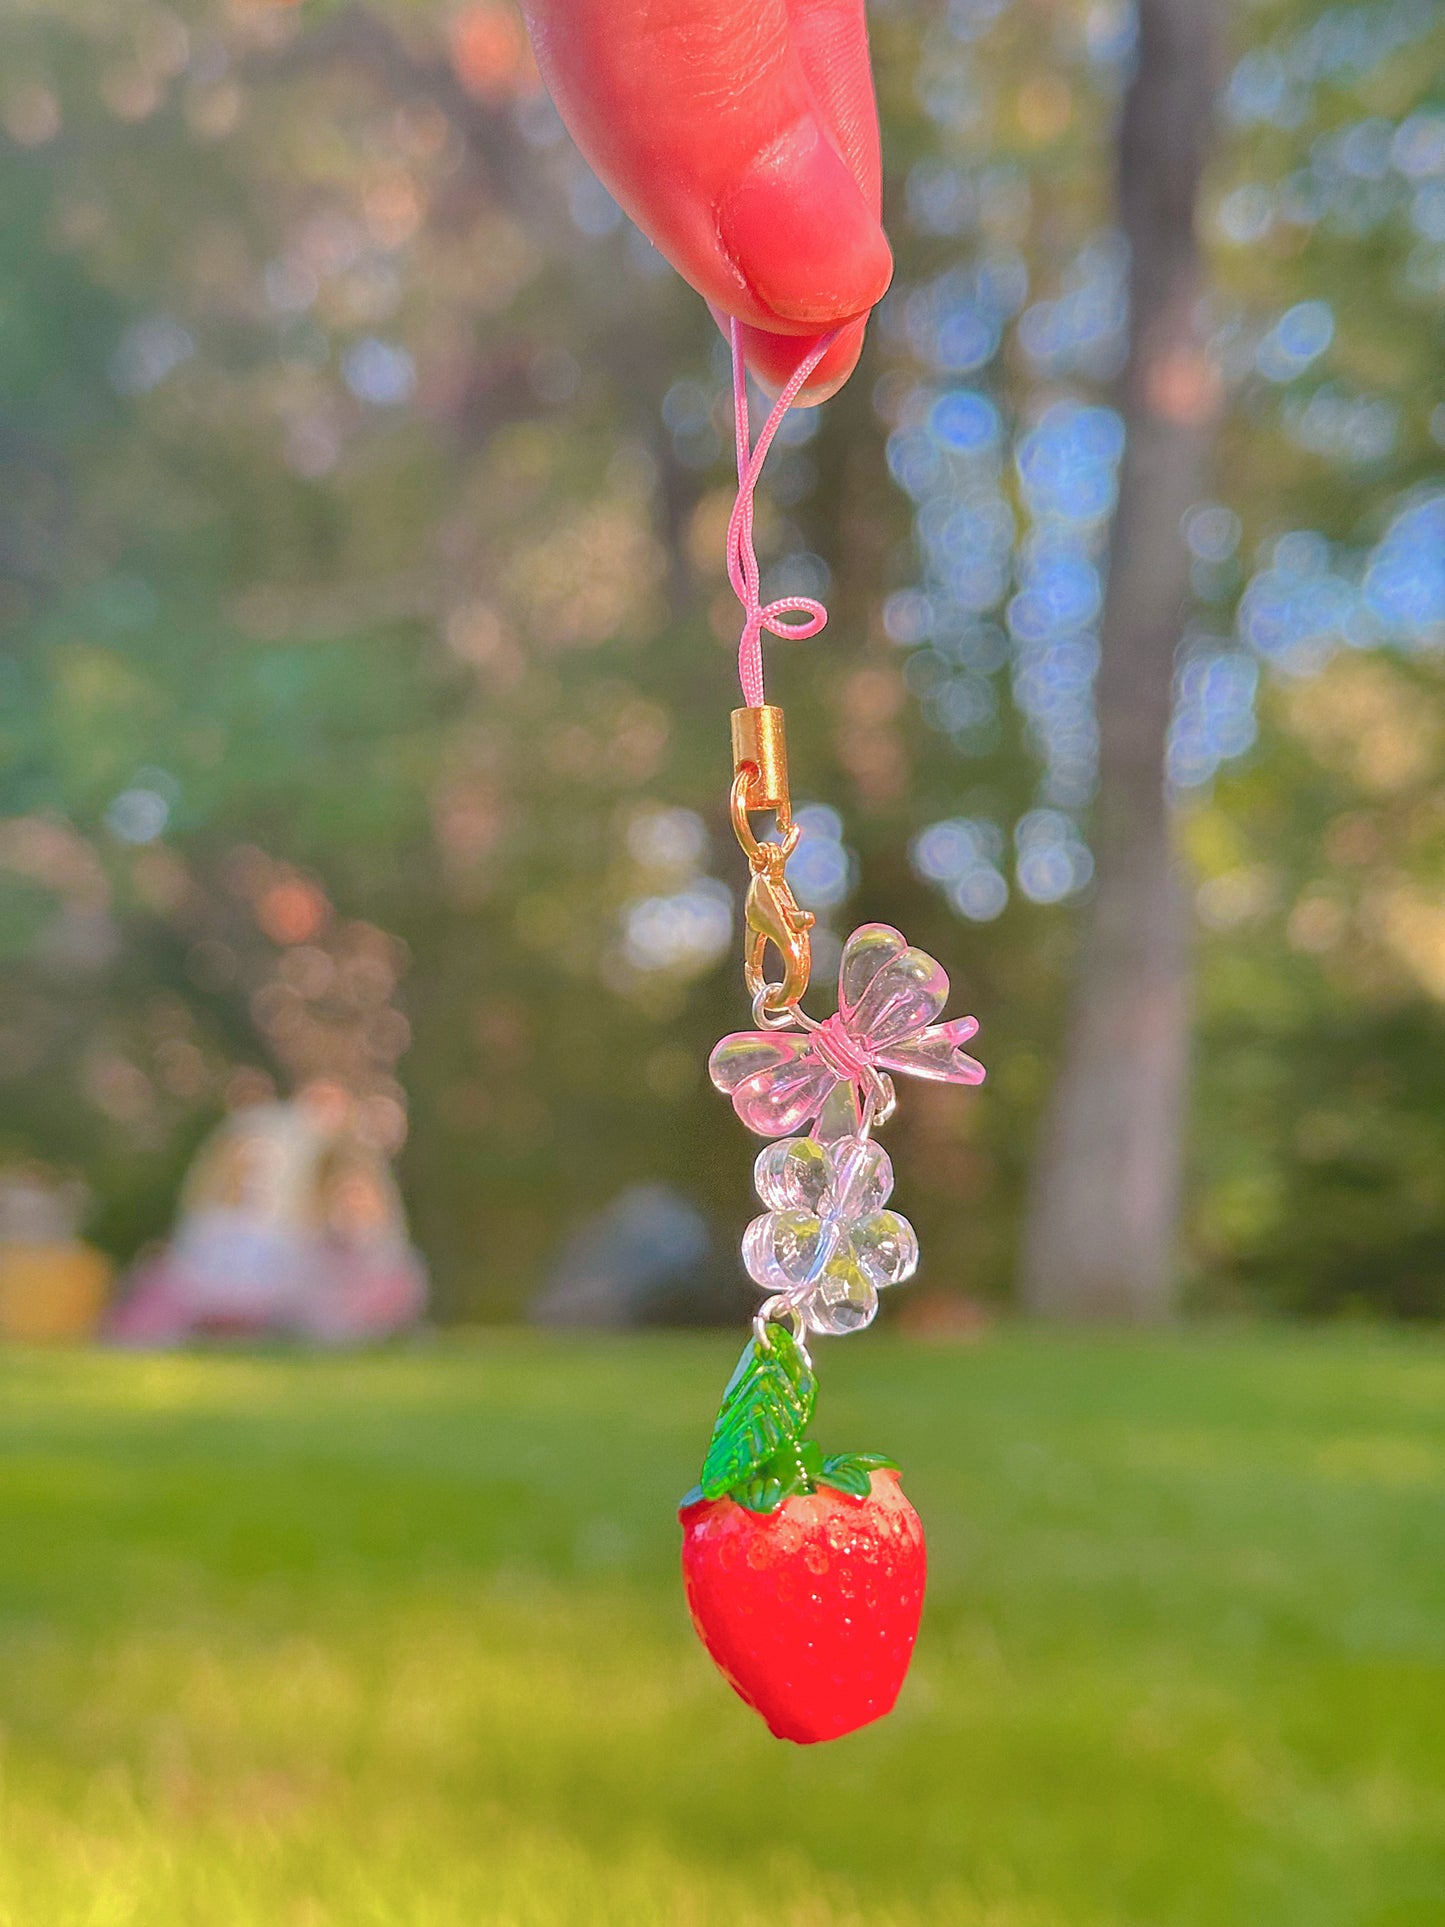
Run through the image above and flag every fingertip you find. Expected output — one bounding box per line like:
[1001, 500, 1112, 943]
[735, 317, 868, 404]
[717, 118, 892, 326]
[794, 324, 867, 406]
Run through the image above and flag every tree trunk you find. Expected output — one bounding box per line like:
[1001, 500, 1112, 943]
[1020, 0, 1222, 1320]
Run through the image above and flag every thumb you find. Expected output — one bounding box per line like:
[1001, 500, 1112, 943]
[522, 0, 891, 346]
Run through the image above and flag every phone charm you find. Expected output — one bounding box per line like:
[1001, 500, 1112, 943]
[679, 323, 987, 1743]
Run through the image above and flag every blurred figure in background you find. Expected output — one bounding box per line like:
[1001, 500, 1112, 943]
[531, 1182, 750, 1327]
[109, 1082, 426, 1346]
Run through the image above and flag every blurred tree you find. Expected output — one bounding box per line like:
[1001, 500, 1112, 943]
[1022, 0, 1221, 1319]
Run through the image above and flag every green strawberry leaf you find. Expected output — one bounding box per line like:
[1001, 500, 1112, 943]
[732, 1442, 819, 1514]
[818, 1451, 898, 1498]
[818, 1458, 870, 1498]
[735, 1472, 786, 1513]
[685, 1325, 901, 1514]
[698, 1325, 816, 1501]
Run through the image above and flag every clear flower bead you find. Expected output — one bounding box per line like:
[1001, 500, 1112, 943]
[741, 1208, 823, 1291]
[825, 1137, 894, 1217]
[804, 1260, 879, 1336]
[850, 1210, 920, 1289]
[742, 1129, 919, 1335]
[753, 1137, 831, 1214]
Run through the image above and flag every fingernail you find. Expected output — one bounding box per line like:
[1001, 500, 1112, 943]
[717, 119, 893, 325]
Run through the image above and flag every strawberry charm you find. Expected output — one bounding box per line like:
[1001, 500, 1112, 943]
[675, 324, 983, 1743]
[679, 1322, 926, 1743]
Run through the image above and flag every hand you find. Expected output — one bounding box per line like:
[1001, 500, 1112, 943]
[521, 0, 891, 402]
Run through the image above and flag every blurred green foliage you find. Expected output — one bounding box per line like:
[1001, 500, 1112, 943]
[0, 0, 1441, 1314]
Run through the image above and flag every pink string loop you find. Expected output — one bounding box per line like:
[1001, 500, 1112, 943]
[725, 318, 839, 709]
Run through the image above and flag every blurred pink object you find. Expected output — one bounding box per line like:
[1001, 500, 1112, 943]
[108, 1098, 425, 1346]
[709, 923, 985, 1141]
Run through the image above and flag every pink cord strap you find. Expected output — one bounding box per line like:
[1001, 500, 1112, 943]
[726, 319, 839, 708]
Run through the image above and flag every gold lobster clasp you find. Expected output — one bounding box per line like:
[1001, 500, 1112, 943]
[730, 709, 814, 1014]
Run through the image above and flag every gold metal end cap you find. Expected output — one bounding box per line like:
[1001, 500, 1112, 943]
[730, 705, 789, 818]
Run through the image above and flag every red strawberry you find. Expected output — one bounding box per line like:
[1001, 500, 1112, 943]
[680, 1466, 926, 1744]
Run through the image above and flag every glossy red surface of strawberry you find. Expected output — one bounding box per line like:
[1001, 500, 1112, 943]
[679, 1468, 926, 1744]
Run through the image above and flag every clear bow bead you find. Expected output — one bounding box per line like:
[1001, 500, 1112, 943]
[741, 1134, 920, 1337]
[709, 922, 984, 1141]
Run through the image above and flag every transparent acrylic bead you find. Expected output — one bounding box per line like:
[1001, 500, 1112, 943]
[804, 1261, 879, 1336]
[741, 1125, 920, 1335]
[753, 1137, 831, 1214]
[850, 1210, 920, 1290]
[741, 1209, 823, 1291]
[841, 927, 948, 1044]
[824, 1137, 893, 1218]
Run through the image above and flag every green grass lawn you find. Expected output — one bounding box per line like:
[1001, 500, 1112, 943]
[1, 1331, 1443, 1926]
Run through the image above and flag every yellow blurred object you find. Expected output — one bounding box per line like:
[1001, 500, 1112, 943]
[0, 1241, 112, 1343]
[0, 1164, 112, 1343]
